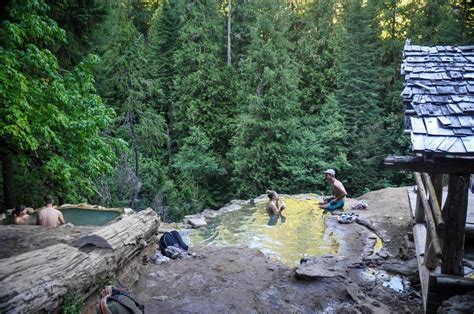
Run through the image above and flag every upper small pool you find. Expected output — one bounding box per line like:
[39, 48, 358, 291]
[182, 197, 339, 266]
[2, 207, 121, 226]
[59, 208, 121, 226]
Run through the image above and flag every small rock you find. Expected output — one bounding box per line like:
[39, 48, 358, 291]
[62, 222, 75, 228]
[138, 239, 147, 249]
[201, 208, 219, 218]
[295, 264, 338, 280]
[124, 207, 134, 215]
[372, 301, 380, 307]
[377, 249, 389, 259]
[454, 303, 474, 311]
[152, 296, 169, 302]
[183, 215, 207, 228]
[220, 203, 242, 213]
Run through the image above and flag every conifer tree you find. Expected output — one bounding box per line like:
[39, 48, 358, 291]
[93, 2, 167, 208]
[167, 0, 231, 210]
[336, 0, 385, 195]
[294, 0, 344, 114]
[408, 0, 467, 45]
[230, 0, 301, 197]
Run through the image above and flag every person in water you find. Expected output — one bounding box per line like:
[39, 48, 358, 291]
[13, 205, 31, 225]
[266, 190, 285, 215]
[266, 190, 286, 225]
[319, 169, 347, 213]
[37, 195, 65, 227]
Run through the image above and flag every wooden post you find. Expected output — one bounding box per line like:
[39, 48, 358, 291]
[415, 192, 424, 223]
[415, 173, 443, 260]
[441, 174, 469, 276]
[415, 173, 425, 224]
[423, 173, 445, 234]
[429, 173, 444, 208]
[424, 234, 438, 270]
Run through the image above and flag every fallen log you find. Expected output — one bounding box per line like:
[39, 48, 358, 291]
[0, 208, 159, 313]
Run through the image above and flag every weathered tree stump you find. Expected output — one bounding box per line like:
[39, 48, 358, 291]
[0, 208, 159, 313]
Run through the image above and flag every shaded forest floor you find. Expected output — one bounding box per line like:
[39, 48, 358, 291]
[111, 187, 424, 313]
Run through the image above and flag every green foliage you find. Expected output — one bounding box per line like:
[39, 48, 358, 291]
[61, 292, 83, 314]
[229, 0, 301, 198]
[0, 0, 116, 207]
[2, 0, 469, 216]
[407, 0, 470, 45]
[294, 0, 344, 114]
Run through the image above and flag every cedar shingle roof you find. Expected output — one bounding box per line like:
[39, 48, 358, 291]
[402, 40, 474, 155]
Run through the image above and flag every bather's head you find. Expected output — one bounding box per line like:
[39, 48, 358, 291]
[266, 190, 279, 201]
[43, 195, 53, 206]
[14, 205, 26, 217]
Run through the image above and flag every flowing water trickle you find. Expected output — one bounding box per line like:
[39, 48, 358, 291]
[182, 197, 339, 266]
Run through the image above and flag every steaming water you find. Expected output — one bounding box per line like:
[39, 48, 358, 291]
[182, 197, 339, 266]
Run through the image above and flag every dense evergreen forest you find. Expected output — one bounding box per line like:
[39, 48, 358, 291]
[1, 0, 473, 221]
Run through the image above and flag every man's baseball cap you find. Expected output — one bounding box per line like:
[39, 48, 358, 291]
[324, 169, 336, 176]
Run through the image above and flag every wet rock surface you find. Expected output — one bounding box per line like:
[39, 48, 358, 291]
[438, 291, 474, 313]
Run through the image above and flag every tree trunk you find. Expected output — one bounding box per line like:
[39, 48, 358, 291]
[1, 149, 14, 211]
[128, 110, 140, 207]
[441, 174, 469, 276]
[227, 0, 232, 66]
[0, 208, 160, 313]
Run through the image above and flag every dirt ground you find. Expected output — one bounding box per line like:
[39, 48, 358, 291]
[124, 187, 423, 313]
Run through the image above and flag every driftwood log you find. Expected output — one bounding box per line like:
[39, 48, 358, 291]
[0, 208, 159, 313]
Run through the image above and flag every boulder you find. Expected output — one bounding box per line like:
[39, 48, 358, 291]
[202, 209, 219, 218]
[295, 263, 339, 280]
[219, 203, 242, 214]
[184, 215, 207, 228]
[124, 207, 135, 215]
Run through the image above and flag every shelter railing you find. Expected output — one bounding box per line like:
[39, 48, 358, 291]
[414, 172, 445, 270]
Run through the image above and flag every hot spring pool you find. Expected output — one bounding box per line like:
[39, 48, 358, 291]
[181, 197, 339, 266]
[58, 208, 121, 226]
[3, 208, 121, 226]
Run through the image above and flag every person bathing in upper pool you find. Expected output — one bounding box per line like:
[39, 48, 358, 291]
[13, 205, 32, 225]
[266, 190, 286, 226]
[37, 195, 65, 227]
[266, 190, 285, 215]
[319, 169, 347, 213]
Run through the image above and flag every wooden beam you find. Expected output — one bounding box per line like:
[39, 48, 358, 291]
[429, 173, 444, 208]
[385, 155, 474, 174]
[415, 190, 424, 224]
[414, 173, 443, 260]
[412, 223, 431, 311]
[422, 173, 445, 234]
[441, 174, 469, 276]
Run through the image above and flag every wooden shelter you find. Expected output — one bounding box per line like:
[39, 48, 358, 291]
[385, 40, 474, 312]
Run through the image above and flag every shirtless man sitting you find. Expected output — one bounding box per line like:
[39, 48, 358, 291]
[37, 195, 65, 227]
[319, 169, 347, 213]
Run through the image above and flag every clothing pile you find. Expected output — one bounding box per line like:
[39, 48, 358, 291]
[152, 250, 170, 264]
[337, 212, 359, 224]
[164, 245, 190, 259]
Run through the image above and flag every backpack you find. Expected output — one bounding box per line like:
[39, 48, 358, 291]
[97, 286, 144, 314]
[159, 230, 188, 255]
